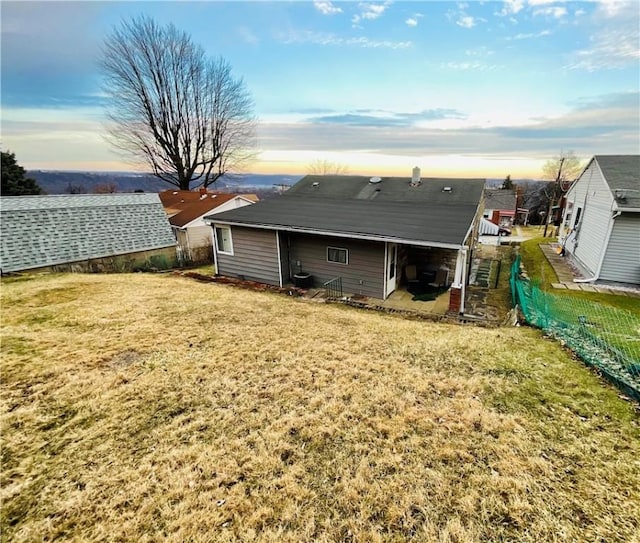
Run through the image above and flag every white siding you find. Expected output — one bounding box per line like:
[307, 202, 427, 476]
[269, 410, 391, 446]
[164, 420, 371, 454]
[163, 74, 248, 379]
[563, 160, 616, 276]
[185, 225, 211, 249]
[600, 214, 640, 284]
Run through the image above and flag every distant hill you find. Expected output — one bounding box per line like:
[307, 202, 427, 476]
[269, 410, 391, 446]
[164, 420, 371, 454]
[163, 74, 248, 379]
[27, 170, 546, 196]
[27, 171, 304, 195]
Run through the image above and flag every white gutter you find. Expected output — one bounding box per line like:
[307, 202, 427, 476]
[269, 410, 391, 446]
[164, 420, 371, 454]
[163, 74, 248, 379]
[205, 219, 464, 251]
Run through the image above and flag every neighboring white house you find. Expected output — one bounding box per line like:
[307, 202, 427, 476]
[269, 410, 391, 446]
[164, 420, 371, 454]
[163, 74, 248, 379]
[159, 189, 257, 264]
[560, 155, 639, 285]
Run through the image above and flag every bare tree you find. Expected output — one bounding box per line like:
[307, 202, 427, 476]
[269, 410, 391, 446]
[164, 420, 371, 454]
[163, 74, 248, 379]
[308, 159, 350, 176]
[93, 183, 118, 194]
[101, 16, 256, 191]
[540, 151, 583, 236]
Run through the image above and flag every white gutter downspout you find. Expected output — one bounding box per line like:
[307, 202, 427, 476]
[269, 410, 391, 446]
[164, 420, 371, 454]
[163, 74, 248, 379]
[574, 209, 621, 283]
[184, 227, 192, 262]
[451, 246, 467, 314]
[211, 225, 218, 274]
[460, 247, 468, 314]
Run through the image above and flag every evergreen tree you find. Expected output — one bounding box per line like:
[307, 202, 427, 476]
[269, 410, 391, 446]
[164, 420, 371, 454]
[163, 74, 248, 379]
[1, 151, 43, 195]
[501, 174, 513, 190]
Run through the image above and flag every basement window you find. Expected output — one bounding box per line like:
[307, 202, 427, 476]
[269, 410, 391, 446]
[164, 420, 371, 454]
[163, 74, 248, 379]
[327, 247, 348, 265]
[215, 226, 234, 255]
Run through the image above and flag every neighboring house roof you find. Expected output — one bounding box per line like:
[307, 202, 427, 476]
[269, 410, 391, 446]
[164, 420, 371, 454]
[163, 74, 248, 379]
[594, 155, 640, 210]
[158, 190, 257, 227]
[207, 175, 485, 248]
[0, 194, 176, 273]
[484, 189, 516, 210]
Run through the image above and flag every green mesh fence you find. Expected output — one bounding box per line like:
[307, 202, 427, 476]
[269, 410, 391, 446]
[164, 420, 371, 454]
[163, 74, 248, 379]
[511, 256, 640, 401]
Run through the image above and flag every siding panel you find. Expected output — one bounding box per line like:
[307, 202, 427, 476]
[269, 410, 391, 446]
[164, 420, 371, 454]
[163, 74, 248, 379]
[563, 160, 616, 276]
[289, 234, 385, 298]
[215, 226, 280, 285]
[600, 214, 640, 284]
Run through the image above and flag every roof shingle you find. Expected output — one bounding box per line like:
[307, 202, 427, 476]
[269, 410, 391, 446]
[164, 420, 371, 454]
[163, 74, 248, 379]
[1, 194, 176, 272]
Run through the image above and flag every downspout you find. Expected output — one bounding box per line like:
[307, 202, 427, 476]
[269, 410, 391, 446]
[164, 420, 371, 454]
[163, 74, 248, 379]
[184, 227, 192, 262]
[459, 247, 468, 314]
[275, 231, 283, 287]
[211, 224, 218, 275]
[574, 209, 620, 283]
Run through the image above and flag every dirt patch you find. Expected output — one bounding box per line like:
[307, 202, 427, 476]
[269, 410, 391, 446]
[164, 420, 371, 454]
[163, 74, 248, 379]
[105, 350, 142, 369]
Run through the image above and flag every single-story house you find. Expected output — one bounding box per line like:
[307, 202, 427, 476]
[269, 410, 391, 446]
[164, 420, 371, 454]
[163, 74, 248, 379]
[483, 189, 527, 227]
[560, 155, 639, 285]
[0, 193, 177, 273]
[159, 189, 258, 264]
[205, 169, 485, 313]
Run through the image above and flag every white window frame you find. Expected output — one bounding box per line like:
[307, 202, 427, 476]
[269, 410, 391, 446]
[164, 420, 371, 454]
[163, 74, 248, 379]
[215, 226, 234, 256]
[327, 246, 348, 265]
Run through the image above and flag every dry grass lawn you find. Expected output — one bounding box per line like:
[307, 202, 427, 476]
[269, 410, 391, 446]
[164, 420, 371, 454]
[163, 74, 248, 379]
[1, 273, 639, 542]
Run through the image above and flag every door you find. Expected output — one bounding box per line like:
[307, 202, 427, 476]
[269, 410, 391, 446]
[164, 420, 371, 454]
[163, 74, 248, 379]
[385, 243, 397, 297]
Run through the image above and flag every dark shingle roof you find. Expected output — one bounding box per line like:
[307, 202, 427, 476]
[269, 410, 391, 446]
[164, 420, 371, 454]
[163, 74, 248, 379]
[595, 155, 640, 210]
[207, 175, 485, 247]
[285, 175, 485, 205]
[0, 194, 176, 272]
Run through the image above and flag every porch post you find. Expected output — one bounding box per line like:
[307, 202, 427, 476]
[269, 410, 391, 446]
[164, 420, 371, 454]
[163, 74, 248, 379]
[449, 247, 468, 314]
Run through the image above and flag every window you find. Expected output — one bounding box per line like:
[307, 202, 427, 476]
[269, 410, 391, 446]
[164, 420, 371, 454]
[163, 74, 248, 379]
[215, 226, 233, 255]
[327, 247, 348, 265]
[574, 207, 582, 228]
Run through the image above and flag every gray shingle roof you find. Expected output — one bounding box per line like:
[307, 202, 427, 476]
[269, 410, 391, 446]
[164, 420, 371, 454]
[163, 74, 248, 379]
[1, 194, 176, 272]
[595, 155, 640, 210]
[484, 189, 516, 210]
[207, 175, 484, 247]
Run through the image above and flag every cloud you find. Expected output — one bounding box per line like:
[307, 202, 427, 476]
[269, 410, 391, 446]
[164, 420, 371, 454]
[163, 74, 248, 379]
[313, 1, 343, 15]
[443, 61, 502, 71]
[465, 47, 495, 57]
[309, 108, 468, 127]
[279, 30, 411, 49]
[456, 16, 476, 28]
[256, 92, 639, 159]
[496, 0, 525, 16]
[352, 1, 391, 26]
[406, 18, 418, 27]
[506, 30, 551, 40]
[527, 0, 562, 5]
[594, 0, 630, 17]
[533, 6, 568, 18]
[565, 6, 639, 71]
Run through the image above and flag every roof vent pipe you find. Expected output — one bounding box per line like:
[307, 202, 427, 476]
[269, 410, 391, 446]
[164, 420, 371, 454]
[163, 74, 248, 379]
[411, 166, 421, 186]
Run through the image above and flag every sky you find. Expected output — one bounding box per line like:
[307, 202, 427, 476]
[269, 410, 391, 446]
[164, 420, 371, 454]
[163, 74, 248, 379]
[1, 0, 639, 178]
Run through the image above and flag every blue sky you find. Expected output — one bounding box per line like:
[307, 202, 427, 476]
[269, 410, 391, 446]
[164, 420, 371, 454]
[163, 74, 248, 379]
[1, 0, 638, 177]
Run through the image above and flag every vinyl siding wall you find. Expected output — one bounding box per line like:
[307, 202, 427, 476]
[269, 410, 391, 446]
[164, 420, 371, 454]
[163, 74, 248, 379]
[600, 214, 640, 284]
[288, 234, 385, 298]
[215, 226, 281, 286]
[564, 161, 616, 276]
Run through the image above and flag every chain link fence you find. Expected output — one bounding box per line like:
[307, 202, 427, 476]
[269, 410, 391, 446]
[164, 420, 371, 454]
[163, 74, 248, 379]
[511, 256, 640, 401]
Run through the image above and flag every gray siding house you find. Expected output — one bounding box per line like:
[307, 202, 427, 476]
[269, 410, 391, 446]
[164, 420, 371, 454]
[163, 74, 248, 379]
[206, 170, 485, 313]
[0, 194, 177, 273]
[560, 155, 640, 285]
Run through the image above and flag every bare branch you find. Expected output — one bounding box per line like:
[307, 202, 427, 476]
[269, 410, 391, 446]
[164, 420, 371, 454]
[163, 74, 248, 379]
[308, 159, 350, 176]
[100, 16, 256, 190]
